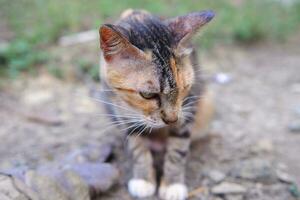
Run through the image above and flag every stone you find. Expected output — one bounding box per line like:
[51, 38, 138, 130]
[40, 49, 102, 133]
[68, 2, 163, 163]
[230, 159, 277, 184]
[64, 143, 113, 164]
[1, 162, 119, 200]
[225, 194, 244, 200]
[22, 90, 54, 106]
[276, 170, 294, 184]
[288, 121, 300, 133]
[69, 163, 119, 195]
[24, 110, 63, 126]
[211, 182, 247, 195]
[293, 106, 300, 116]
[290, 83, 300, 94]
[207, 170, 226, 183]
[25, 170, 70, 200]
[251, 139, 274, 154]
[0, 174, 30, 200]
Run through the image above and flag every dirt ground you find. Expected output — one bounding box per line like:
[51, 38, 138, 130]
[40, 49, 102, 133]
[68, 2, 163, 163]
[0, 36, 300, 200]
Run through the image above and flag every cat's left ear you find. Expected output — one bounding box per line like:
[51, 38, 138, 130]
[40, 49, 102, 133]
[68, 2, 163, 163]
[165, 10, 215, 46]
[99, 24, 146, 62]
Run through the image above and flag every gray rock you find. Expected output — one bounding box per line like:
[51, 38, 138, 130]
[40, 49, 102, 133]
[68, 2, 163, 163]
[276, 170, 294, 184]
[291, 83, 300, 94]
[288, 121, 300, 133]
[251, 139, 274, 154]
[2, 162, 119, 200]
[69, 163, 119, 195]
[25, 170, 70, 200]
[293, 106, 300, 116]
[0, 174, 30, 200]
[207, 170, 226, 183]
[225, 194, 244, 200]
[211, 182, 247, 195]
[230, 159, 277, 184]
[64, 143, 113, 164]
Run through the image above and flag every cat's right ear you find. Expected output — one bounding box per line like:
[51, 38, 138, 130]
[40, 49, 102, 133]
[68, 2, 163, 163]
[165, 10, 215, 46]
[99, 24, 145, 62]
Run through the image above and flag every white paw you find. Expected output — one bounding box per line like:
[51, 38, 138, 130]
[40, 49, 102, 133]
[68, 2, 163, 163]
[128, 179, 156, 198]
[159, 183, 188, 200]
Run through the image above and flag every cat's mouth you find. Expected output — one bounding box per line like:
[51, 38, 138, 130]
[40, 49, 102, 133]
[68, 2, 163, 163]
[144, 118, 167, 129]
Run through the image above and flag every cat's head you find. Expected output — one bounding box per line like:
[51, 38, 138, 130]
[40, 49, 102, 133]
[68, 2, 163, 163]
[99, 10, 214, 128]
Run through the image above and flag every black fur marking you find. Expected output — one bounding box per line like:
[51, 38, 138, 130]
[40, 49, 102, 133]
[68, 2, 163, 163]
[169, 129, 190, 138]
[118, 14, 177, 93]
[175, 149, 188, 157]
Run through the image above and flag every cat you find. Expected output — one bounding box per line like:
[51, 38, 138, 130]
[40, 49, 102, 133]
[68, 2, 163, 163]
[99, 9, 215, 200]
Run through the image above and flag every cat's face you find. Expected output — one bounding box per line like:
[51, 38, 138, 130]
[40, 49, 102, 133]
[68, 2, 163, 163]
[100, 10, 214, 128]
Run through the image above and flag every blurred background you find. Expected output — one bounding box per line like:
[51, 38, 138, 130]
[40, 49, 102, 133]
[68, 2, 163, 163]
[0, 0, 300, 199]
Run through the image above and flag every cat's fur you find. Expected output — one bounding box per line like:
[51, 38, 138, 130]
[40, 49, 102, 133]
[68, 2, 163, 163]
[99, 9, 214, 200]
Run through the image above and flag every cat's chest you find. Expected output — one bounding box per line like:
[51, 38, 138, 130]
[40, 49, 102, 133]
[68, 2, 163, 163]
[145, 128, 169, 152]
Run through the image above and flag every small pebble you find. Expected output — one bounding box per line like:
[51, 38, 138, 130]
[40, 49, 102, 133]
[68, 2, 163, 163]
[207, 170, 226, 183]
[225, 194, 244, 200]
[293, 106, 300, 116]
[212, 182, 247, 195]
[276, 170, 294, 184]
[288, 121, 300, 133]
[290, 83, 300, 94]
[251, 139, 274, 154]
[230, 159, 277, 184]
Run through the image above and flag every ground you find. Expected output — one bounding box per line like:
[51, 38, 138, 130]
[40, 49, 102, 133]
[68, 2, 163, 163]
[0, 36, 300, 200]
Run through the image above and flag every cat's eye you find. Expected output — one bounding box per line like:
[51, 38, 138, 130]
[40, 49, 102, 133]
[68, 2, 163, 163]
[139, 92, 157, 99]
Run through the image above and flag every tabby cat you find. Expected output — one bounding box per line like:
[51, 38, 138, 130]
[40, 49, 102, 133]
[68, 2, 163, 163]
[99, 9, 215, 200]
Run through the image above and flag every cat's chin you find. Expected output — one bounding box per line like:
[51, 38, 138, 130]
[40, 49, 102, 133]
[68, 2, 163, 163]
[147, 122, 167, 129]
[152, 124, 167, 129]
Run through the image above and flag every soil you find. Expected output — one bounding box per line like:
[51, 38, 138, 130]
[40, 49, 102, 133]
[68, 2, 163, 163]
[0, 36, 300, 200]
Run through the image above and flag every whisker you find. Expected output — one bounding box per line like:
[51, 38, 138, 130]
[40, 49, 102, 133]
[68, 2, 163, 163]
[94, 113, 143, 119]
[120, 120, 144, 132]
[125, 122, 145, 142]
[100, 119, 141, 133]
[136, 124, 148, 139]
[73, 92, 138, 114]
[90, 97, 139, 114]
[182, 106, 196, 111]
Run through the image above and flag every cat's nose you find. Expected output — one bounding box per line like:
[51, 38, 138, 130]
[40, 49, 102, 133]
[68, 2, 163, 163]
[161, 111, 178, 124]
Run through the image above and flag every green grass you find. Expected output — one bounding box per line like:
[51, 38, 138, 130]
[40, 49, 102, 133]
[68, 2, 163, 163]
[0, 0, 300, 79]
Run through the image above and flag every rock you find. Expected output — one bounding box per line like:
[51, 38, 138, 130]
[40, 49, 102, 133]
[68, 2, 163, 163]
[188, 186, 209, 199]
[251, 139, 274, 154]
[207, 170, 226, 183]
[290, 83, 300, 94]
[276, 170, 294, 184]
[293, 106, 300, 116]
[211, 182, 247, 195]
[211, 198, 223, 200]
[225, 194, 244, 200]
[23, 110, 63, 126]
[2, 162, 119, 200]
[230, 159, 277, 184]
[64, 143, 113, 164]
[22, 90, 54, 106]
[25, 170, 70, 200]
[0, 174, 30, 200]
[69, 163, 119, 195]
[288, 121, 300, 133]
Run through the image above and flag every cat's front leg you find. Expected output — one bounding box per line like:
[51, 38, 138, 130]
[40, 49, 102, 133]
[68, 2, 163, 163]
[159, 130, 190, 200]
[127, 135, 156, 198]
